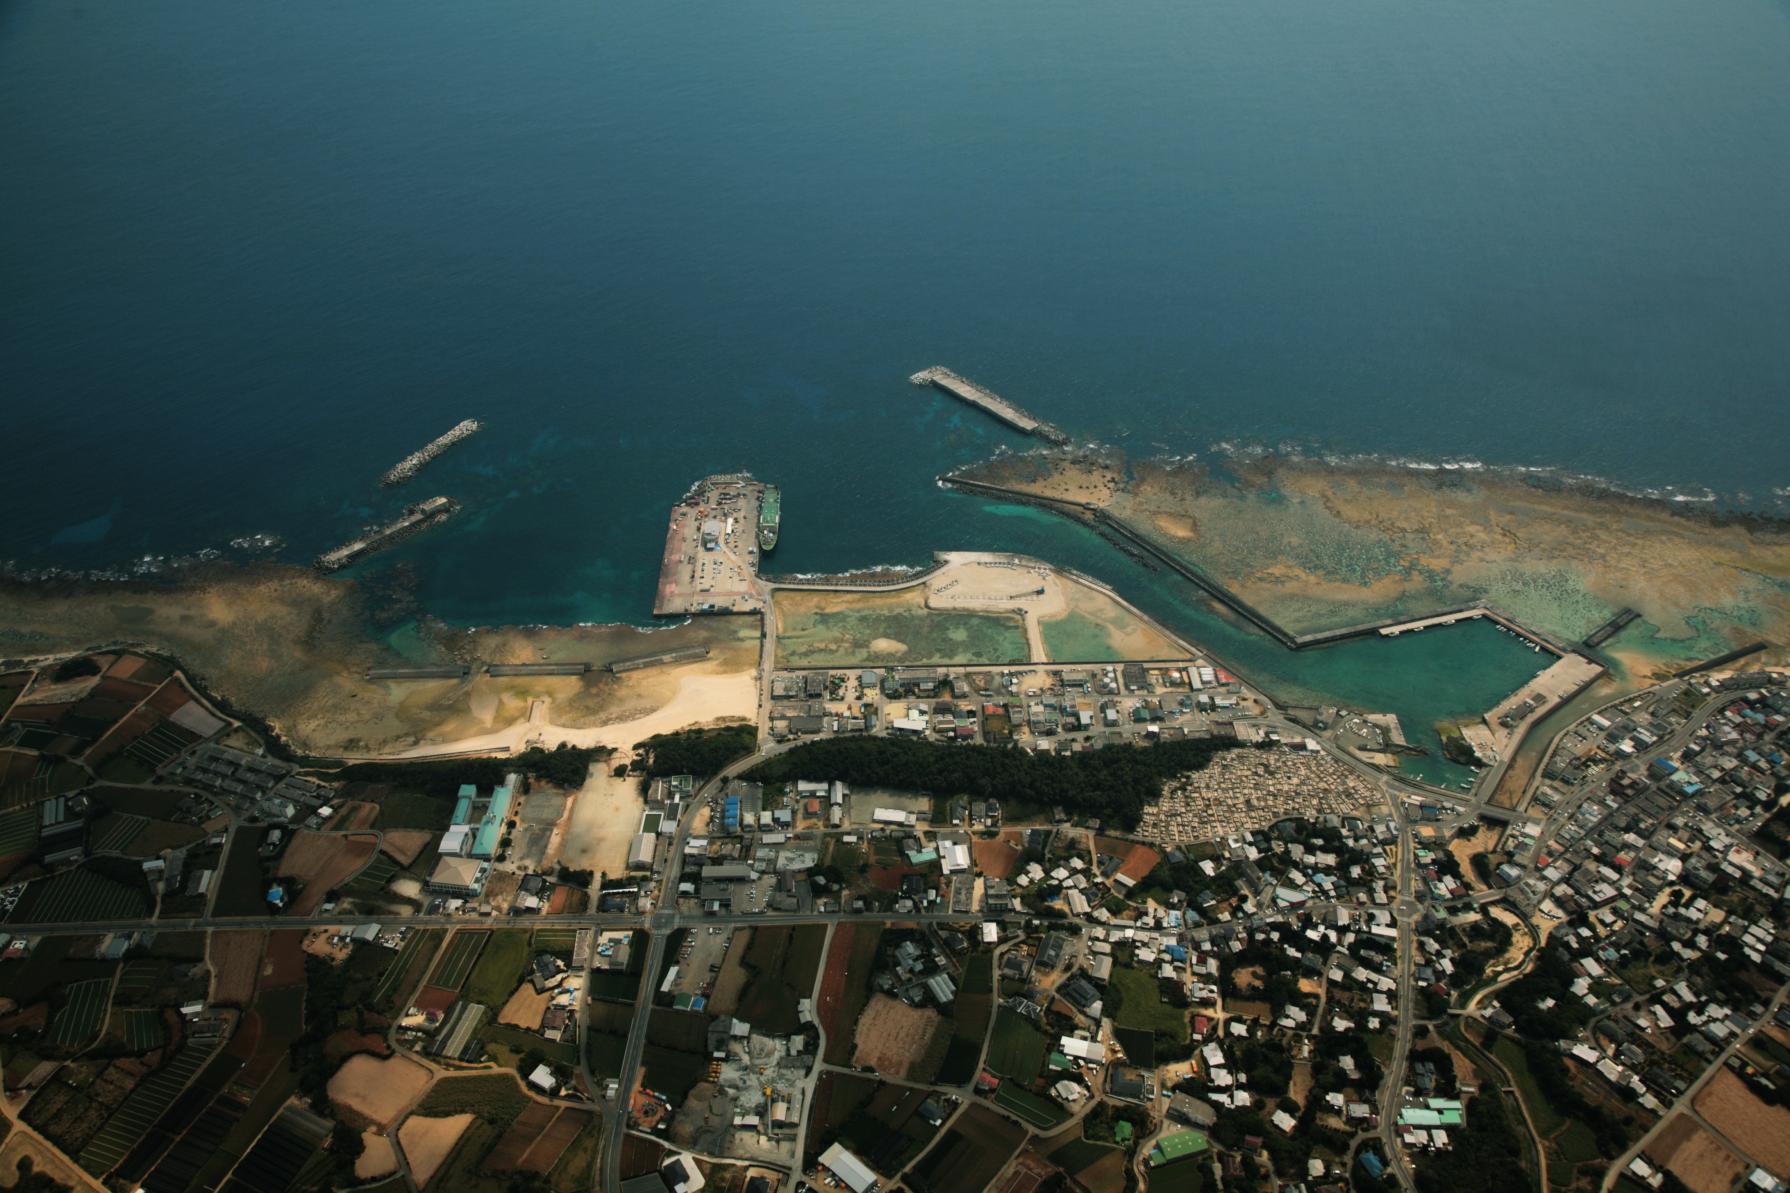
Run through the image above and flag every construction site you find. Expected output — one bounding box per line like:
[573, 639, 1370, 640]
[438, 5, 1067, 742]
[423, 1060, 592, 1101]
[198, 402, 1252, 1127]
[666, 1014, 815, 1168]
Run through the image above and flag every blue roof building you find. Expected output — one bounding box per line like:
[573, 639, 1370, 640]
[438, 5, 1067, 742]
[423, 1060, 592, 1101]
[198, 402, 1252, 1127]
[470, 782, 515, 858]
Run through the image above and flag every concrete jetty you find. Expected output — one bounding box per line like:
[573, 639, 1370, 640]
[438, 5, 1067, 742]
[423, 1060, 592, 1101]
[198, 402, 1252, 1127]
[608, 646, 710, 674]
[381, 419, 481, 486]
[910, 367, 1069, 444]
[366, 665, 470, 681]
[315, 496, 458, 572]
[1582, 607, 1640, 649]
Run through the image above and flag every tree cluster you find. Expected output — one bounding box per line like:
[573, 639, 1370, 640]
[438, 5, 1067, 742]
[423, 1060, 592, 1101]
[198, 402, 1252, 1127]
[748, 736, 1247, 829]
[631, 724, 757, 778]
[333, 743, 610, 798]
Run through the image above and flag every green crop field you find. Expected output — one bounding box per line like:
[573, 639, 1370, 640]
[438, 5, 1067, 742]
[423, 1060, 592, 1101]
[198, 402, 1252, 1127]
[0, 805, 40, 858]
[431, 929, 491, 990]
[532, 927, 579, 953]
[77, 1039, 218, 1175]
[113, 959, 162, 1002]
[49, 978, 112, 1049]
[116, 1007, 167, 1051]
[344, 853, 399, 896]
[1109, 965, 1188, 1044]
[985, 1007, 1048, 1081]
[373, 928, 441, 1010]
[463, 929, 530, 1009]
[993, 1082, 1065, 1128]
[9, 865, 151, 924]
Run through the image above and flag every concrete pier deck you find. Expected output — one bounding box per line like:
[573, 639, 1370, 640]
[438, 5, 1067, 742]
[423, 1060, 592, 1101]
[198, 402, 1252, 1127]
[653, 475, 770, 616]
[910, 367, 1069, 444]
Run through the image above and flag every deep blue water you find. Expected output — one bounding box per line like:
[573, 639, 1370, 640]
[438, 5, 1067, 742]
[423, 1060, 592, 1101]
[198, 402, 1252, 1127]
[4, 0, 1788, 774]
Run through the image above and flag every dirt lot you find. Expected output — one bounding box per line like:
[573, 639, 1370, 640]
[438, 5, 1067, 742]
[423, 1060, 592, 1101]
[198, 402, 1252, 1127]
[1694, 1069, 1790, 1174]
[1094, 835, 1162, 884]
[0, 1129, 102, 1192]
[208, 929, 265, 1006]
[973, 832, 1024, 881]
[355, 1132, 398, 1180]
[328, 1053, 434, 1129]
[851, 995, 943, 1080]
[276, 831, 379, 916]
[1651, 1113, 1746, 1193]
[379, 829, 434, 866]
[558, 762, 643, 878]
[398, 1113, 473, 1187]
[497, 982, 551, 1031]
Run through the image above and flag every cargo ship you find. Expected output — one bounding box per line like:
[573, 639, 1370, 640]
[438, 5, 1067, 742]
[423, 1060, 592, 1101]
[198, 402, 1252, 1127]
[758, 486, 781, 552]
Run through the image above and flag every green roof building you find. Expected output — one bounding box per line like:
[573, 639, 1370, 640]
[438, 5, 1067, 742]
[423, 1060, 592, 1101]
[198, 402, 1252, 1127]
[1148, 1130, 1210, 1167]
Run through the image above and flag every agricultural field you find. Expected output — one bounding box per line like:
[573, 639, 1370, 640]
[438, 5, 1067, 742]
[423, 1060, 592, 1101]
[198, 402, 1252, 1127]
[1694, 1069, 1790, 1177]
[207, 929, 267, 1007]
[642, 1008, 712, 1102]
[75, 1039, 219, 1177]
[937, 951, 996, 1084]
[993, 1081, 1066, 1129]
[819, 923, 884, 1066]
[47, 978, 112, 1050]
[275, 830, 378, 915]
[805, 1071, 948, 1175]
[732, 924, 827, 1034]
[985, 1006, 1048, 1081]
[908, 1103, 1027, 1193]
[462, 929, 530, 1010]
[8, 861, 152, 925]
[374, 928, 443, 1012]
[211, 829, 272, 917]
[481, 1102, 594, 1176]
[430, 929, 491, 991]
[111, 1007, 168, 1052]
[417, 1073, 531, 1127]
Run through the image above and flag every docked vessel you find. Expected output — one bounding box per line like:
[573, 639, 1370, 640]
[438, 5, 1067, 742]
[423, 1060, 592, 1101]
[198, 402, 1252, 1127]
[758, 486, 781, 552]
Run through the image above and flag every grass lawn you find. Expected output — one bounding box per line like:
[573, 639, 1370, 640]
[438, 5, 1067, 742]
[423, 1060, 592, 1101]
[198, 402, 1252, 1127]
[372, 790, 454, 831]
[1554, 1118, 1600, 1164]
[1109, 965, 1188, 1044]
[463, 929, 531, 1010]
[1049, 1136, 1119, 1173]
[1493, 1035, 1567, 1135]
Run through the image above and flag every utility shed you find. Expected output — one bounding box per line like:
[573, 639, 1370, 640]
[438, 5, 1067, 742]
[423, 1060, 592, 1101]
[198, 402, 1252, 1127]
[819, 1142, 879, 1193]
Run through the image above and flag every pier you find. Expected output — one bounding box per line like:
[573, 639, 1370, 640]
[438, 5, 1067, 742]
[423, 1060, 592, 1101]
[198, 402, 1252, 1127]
[366, 665, 469, 681]
[1581, 607, 1640, 649]
[608, 646, 710, 673]
[910, 367, 1069, 445]
[653, 475, 770, 617]
[315, 496, 458, 572]
[381, 419, 481, 486]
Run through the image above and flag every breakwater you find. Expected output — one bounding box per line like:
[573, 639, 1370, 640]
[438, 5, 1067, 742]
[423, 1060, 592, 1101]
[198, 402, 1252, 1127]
[910, 367, 1069, 445]
[315, 496, 458, 572]
[381, 419, 481, 486]
[940, 473, 1578, 655]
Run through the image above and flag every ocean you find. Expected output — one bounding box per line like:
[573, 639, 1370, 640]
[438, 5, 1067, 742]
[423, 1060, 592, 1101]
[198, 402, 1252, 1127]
[4, 0, 1787, 778]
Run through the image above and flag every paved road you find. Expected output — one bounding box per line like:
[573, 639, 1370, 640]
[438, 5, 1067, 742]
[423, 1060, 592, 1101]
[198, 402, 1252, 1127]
[1376, 814, 1420, 1192]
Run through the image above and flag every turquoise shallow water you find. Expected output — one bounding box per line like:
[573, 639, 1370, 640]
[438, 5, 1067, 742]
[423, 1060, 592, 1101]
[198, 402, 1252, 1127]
[4, 0, 1786, 778]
